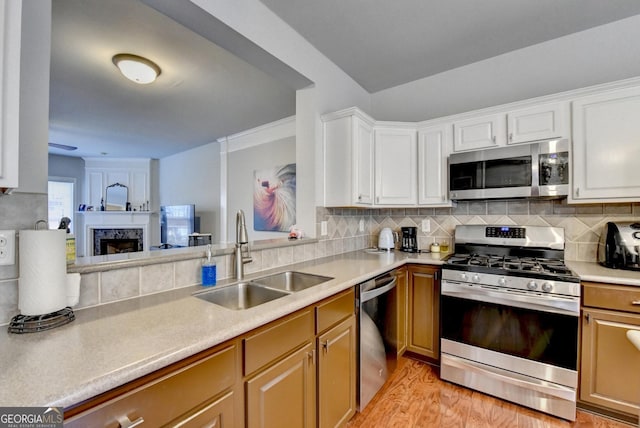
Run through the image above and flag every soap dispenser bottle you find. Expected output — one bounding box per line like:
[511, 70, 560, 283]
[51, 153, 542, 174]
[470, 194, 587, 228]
[202, 244, 216, 286]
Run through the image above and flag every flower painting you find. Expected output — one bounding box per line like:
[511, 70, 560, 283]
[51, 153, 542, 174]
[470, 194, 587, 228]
[254, 163, 296, 232]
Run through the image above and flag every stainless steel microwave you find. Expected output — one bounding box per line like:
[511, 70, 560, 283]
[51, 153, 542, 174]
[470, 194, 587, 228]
[448, 139, 569, 200]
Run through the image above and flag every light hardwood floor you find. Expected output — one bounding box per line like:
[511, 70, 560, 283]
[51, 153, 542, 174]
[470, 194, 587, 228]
[347, 357, 635, 428]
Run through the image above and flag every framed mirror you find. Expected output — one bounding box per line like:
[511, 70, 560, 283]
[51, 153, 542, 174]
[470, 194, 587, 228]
[105, 183, 128, 211]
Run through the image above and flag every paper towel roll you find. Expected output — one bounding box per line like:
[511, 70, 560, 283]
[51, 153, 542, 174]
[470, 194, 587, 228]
[19, 229, 70, 315]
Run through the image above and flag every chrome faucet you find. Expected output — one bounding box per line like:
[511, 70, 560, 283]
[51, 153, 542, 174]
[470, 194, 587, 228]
[235, 210, 252, 280]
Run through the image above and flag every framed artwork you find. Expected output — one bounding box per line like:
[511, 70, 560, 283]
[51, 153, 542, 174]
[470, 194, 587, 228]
[254, 163, 296, 232]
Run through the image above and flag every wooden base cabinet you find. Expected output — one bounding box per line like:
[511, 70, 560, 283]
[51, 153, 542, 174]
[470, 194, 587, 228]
[65, 343, 241, 428]
[395, 267, 408, 356]
[580, 282, 640, 417]
[407, 265, 440, 360]
[318, 315, 357, 428]
[246, 343, 316, 428]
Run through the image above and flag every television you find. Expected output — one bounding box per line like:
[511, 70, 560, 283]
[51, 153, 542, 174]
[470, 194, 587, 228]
[160, 204, 196, 247]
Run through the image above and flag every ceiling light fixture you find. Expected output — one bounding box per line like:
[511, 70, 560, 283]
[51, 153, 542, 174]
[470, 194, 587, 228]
[112, 53, 161, 84]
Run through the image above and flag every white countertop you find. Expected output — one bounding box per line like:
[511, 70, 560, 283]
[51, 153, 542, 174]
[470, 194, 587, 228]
[567, 261, 640, 287]
[0, 250, 447, 408]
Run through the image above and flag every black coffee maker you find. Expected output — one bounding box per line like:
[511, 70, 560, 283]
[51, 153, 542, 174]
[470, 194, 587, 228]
[400, 227, 418, 252]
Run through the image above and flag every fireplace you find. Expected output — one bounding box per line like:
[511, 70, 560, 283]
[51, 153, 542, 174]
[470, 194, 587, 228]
[93, 228, 143, 256]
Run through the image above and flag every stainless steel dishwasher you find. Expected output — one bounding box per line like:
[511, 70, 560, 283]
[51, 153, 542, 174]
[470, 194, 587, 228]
[356, 270, 398, 411]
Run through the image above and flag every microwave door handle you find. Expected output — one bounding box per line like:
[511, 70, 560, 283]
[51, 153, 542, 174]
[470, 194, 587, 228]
[530, 143, 540, 197]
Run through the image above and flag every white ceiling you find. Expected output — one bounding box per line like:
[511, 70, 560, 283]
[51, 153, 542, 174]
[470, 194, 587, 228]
[259, 0, 640, 93]
[49, 0, 304, 159]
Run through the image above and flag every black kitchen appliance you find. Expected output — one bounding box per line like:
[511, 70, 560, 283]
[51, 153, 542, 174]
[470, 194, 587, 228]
[598, 221, 640, 271]
[400, 227, 418, 252]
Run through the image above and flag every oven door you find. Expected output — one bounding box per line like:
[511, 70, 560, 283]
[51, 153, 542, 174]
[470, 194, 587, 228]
[440, 279, 579, 380]
[440, 278, 579, 420]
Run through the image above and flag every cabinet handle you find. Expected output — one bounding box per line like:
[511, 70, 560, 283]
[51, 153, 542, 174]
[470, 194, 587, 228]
[322, 339, 330, 353]
[585, 313, 591, 324]
[117, 415, 144, 428]
[509, 132, 513, 142]
[358, 194, 362, 201]
[632, 300, 640, 305]
[575, 188, 580, 197]
[492, 135, 496, 143]
[308, 349, 316, 365]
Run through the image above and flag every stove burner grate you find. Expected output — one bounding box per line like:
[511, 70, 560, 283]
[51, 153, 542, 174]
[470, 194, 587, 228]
[8, 307, 75, 334]
[446, 254, 574, 277]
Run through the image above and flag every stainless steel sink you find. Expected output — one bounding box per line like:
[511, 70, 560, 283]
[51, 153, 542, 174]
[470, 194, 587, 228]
[253, 271, 333, 292]
[194, 282, 290, 310]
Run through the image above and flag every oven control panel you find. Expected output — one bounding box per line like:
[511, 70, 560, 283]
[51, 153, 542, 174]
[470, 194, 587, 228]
[486, 226, 525, 239]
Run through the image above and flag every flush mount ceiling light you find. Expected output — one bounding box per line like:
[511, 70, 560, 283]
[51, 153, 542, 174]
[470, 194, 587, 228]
[112, 53, 161, 84]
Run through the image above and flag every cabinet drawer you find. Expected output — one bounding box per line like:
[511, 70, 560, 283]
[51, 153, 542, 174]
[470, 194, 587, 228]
[65, 344, 237, 428]
[583, 282, 640, 313]
[316, 288, 355, 334]
[244, 309, 314, 376]
[170, 390, 235, 428]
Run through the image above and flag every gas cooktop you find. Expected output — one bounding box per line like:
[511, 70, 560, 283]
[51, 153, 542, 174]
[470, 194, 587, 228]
[445, 253, 580, 282]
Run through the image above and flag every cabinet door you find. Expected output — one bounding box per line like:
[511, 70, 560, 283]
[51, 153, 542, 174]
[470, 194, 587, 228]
[323, 114, 373, 207]
[0, 0, 21, 189]
[395, 268, 408, 356]
[318, 315, 356, 428]
[506, 102, 568, 145]
[571, 86, 640, 202]
[453, 113, 505, 152]
[580, 308, 640, 416]
[353, 118, 374, 205]
[374, 128, 417, 205]
[417, 124, 452, 206]
[246, 343, 316, 428]
[407, 265, 440, 360]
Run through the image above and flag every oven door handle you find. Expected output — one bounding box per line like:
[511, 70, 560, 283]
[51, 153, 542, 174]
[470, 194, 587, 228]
[443, 354, 576, 402]
[442, 281, 579, 317]
[361, 277, 397, 303]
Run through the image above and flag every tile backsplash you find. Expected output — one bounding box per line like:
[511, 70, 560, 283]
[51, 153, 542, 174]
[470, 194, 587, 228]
[318, 199, 640, 263]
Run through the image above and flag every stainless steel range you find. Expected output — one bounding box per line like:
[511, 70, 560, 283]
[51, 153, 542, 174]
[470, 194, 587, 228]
[440, 225, 580, 421]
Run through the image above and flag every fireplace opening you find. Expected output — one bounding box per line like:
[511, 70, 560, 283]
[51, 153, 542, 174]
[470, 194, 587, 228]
[93, 228, 143, 256]
[100, 239, 139, 254]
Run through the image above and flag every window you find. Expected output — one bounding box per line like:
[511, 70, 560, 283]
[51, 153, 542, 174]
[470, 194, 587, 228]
[48, 179, 75, 233]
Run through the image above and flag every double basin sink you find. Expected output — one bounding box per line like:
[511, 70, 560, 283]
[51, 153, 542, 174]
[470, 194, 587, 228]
[193, 271, 333, 310]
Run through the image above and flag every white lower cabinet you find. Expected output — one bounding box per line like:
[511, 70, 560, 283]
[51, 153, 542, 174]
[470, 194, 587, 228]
[417, 124, 451, 206]
[571, 86, 640, 202]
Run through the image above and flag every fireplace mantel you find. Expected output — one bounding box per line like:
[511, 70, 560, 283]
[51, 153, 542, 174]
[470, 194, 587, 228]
[78, 212, 154, 257]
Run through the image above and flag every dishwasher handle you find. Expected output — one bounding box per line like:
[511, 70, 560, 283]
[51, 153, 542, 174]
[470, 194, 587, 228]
[361, 276, 397, 303]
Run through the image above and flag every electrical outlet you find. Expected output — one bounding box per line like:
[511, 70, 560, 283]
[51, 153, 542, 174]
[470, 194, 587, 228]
[421, 219, 430, 233]
[0, 230, 16, 266]
[359, 219, 365, 232]
[321, 221, 328, 236]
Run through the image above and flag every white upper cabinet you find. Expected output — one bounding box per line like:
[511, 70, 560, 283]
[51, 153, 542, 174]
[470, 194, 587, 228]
[0, 0, 22, 189]
[571, 86, 640, 202]
[417, 124, 452, 206]
[507, 102, 569, 145]
[453, 113, 505, 152]
[323, 109, 374, 207]
[453, 102, 569, 152]
[374, 126, 417, 205]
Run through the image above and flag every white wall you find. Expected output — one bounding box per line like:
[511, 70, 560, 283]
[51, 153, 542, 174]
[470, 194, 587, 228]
[158, 142, 221, 245]
[371, 15, 640, 122]
[227, 137, 296, 241]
